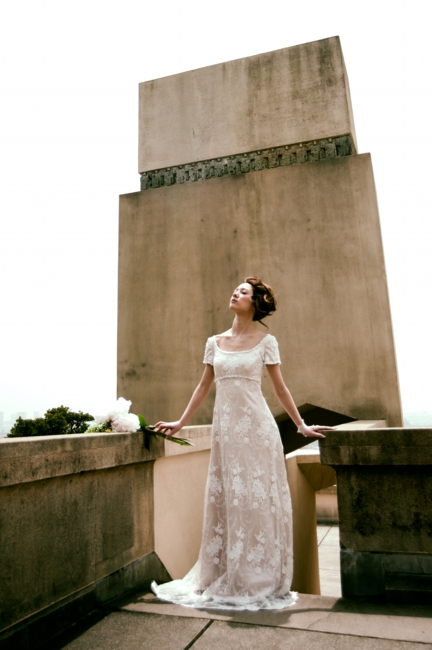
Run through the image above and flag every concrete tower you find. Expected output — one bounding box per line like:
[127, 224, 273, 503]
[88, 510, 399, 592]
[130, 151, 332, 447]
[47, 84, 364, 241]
[118, 36, 402, 442]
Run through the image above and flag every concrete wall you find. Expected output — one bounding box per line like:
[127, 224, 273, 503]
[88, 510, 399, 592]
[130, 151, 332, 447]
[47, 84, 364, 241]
[154, 449, 211, 579]
[0, 432, 164, 637]
[118, 153, 402, 427]
[139, 36, 357, 172]
[320, 428, 432, 601]
[0, 427, 333, 643]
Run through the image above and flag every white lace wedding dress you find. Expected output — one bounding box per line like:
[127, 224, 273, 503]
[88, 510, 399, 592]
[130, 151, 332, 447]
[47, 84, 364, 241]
[152, 334, 297, 610]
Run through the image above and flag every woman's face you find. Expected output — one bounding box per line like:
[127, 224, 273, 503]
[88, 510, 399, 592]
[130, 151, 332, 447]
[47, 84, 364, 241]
[229, 282, 254, 315]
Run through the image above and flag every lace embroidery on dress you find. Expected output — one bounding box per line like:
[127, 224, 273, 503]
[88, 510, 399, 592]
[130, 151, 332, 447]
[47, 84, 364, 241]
[152, 334, 297, 611]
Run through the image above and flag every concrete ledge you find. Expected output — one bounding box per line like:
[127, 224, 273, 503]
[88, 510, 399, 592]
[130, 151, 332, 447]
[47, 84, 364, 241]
[0, 425, 210, 634]
[0, 431, 163, 487]
[320, 428, 432, 465]
[0, 425, 211, 488]
[0, 552, 171, 650]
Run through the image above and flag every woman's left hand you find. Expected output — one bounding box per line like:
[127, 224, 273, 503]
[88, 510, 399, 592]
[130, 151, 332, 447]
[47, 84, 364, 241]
[298, 425, 336, 439]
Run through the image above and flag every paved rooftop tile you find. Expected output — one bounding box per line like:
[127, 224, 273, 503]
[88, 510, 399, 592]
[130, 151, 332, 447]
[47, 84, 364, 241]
[114, 591, 432, 644]
[192, 620, 432, 650]
[53, 611, 209, 650]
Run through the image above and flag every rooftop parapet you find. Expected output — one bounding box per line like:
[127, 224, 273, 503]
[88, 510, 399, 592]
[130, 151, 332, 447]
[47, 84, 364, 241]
[320, 428, 432, 602]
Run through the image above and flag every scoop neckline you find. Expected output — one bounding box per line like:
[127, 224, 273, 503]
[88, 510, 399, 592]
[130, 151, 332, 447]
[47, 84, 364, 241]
[214, 333, 269, 353]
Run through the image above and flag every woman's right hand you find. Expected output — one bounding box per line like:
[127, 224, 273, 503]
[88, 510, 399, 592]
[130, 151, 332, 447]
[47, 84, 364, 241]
[154, 420, 184, 437]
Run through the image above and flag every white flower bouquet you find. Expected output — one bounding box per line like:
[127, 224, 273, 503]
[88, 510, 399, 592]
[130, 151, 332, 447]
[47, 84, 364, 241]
[86, 397, 140, 433]
[86, 397, 193, 450]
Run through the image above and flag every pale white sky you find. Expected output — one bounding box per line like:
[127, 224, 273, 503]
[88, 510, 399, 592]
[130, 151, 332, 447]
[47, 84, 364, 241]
[0, 0, 431, 420]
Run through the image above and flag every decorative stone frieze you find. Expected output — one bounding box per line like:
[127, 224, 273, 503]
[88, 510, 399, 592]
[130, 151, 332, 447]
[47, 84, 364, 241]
[140, 135, 354, 191]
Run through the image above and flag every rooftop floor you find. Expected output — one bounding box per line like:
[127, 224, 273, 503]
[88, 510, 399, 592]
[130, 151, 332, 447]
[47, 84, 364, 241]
[318, 523, 342, 598]
[43, 526, 432, 649]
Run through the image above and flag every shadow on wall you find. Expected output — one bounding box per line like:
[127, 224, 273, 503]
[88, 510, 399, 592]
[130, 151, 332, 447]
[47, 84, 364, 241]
[277, 404, 355, 455]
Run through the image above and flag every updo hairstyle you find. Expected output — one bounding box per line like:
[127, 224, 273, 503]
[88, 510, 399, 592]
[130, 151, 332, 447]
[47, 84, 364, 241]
[244, 276, 277, 326]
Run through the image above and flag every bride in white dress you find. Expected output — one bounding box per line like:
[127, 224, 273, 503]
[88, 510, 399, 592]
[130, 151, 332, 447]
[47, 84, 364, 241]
[152, 277, 332, 610]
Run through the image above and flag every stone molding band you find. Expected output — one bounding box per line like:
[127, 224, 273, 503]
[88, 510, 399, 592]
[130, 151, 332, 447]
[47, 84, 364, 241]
[140, 135, 355, 191]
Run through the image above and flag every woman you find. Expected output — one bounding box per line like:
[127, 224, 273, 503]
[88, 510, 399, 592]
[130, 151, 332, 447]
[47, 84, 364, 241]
[152, 277, 333, 610]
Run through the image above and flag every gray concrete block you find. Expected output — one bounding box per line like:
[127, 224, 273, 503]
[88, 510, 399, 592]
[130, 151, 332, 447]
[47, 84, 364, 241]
[335, 464, 432, 554]
[139, 37, 357, 172]
[119, 154, 402, 429]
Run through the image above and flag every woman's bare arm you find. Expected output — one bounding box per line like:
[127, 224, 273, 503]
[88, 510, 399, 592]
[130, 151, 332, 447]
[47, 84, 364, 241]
[155, 364, 215, 436]
[266, 364, 333, 438]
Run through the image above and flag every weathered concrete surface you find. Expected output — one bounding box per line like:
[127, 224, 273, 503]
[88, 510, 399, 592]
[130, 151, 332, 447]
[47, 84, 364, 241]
[0, 553, 171, 650]
[0, 431, 164, 488]
[320, 428, 432, 599]
[0, 462, 155, 632]
[0, 428, 209, 636]
[55, 611, 210, 650]
[117, 591, 432, 645]
[192, 620, 429, 650]
[118, 154, 402, 427]
[0, 426, 214, 489]
[139, 36, 357, 172]
[320, 428, 432, 467]
[315, 422, 386, 524]
[61, 612, 432, 650]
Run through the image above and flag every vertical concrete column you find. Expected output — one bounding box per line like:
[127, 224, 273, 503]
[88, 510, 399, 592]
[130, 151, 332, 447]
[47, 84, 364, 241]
[286, 455, 320, 594]
[286, 452, 337, 595]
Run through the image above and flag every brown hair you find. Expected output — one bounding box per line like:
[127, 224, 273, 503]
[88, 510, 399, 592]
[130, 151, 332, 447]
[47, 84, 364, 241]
[244, 276, 277, 327]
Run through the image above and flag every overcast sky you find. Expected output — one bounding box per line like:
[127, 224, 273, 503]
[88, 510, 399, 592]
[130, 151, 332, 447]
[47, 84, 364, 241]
[1, 0, 431, 420]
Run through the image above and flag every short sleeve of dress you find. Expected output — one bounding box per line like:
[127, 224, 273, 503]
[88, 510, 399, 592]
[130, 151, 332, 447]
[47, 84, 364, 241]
[264, 334, 281, 365]
[203, 337, 215, 365]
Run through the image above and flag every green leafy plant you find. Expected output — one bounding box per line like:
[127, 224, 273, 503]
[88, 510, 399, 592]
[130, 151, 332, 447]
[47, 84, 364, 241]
[8, 406, 93, 438]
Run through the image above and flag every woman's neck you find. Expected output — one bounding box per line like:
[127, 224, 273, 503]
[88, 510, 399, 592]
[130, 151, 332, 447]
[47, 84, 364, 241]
[230, 314, 256, 337]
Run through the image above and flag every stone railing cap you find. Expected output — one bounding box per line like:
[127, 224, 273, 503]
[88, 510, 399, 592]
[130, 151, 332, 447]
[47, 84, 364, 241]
[0, 425, 211, 488]
[319, 428, 432, 465]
